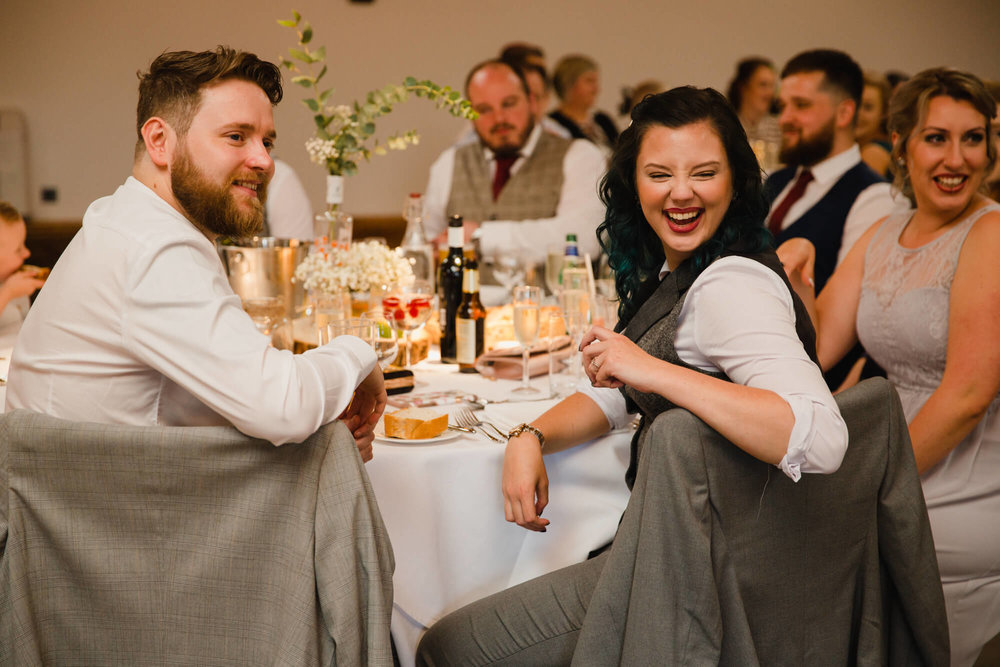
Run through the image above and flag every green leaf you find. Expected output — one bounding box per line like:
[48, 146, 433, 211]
[289, 48, 311, 64]
[318, 88, 334, 104]
[404, 76, 417, 87]
[312, 46, 326, 62]
[316, 65, 327, 84]
[314, 114, 328, 129]
[291, 75, 315, 87]
[277, 18, 298, 27]
[449, 91, 461, 101]
[361, 122, 376, 135]
[301, 24, 313, 44]
[381, 106, 392, 114]
[305, 98, 320, 112]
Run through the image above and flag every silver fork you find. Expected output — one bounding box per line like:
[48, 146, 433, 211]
[453, 408, 505, 443]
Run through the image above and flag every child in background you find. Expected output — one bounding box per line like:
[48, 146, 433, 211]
[0, 201, 46, 335]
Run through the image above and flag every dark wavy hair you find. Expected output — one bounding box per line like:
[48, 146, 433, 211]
[598, 86, 771, 324]
[726, 57, 774, 112]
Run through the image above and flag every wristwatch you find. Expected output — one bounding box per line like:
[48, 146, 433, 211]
[507, 423, 545, 451]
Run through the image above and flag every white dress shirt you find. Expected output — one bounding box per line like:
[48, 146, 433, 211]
[6, 177, 377, 445]
[265, 158, 315, 239]
[0, 294, 29, 339]
[765, 144, 905, 265]
[423, 124, 607, 263]
[581, 256, 848, 481]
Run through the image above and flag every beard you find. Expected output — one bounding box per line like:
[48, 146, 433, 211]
[171, 146, 267, 238]
[480, 119, 534, 159]
[779, 117, 836, 167]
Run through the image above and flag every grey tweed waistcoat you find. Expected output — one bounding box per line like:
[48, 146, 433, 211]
[446, 131, 572, 222]
[619, 246, 817, 488]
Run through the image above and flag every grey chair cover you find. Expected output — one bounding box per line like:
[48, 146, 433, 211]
[572, 377, 950, 666]
[0, 410, 394, 666]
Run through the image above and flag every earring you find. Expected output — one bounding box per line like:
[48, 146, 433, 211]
[896, 156, 905, 166]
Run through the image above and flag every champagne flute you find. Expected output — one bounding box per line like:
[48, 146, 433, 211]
[382, 279, 435, 367]
[362, 309, 400, 370]
[512, 285, 542, 396]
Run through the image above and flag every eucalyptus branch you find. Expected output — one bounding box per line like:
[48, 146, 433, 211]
[278, 11, 476, 176]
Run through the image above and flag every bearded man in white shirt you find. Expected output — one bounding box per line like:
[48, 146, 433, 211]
[7, 47, 386, 458]
[423, 59, 606, 265]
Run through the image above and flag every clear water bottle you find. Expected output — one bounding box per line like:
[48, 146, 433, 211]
[399, 193, 435, 290]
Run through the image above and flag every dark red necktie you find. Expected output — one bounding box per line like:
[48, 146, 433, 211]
[492, 155, 517, 201]
[768, 169, 814, 236]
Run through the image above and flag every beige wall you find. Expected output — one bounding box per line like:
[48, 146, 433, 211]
[2, 0, 998, 220]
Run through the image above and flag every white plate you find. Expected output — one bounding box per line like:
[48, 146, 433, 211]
[373, 421, 462, 445]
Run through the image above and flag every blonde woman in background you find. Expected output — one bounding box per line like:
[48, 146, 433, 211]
[549, 54, 619, 152]
[780, 68, 1000, 667]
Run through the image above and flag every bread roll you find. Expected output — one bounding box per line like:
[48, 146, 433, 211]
[21, 264, 49, 279]
[383, 407, 448, 439]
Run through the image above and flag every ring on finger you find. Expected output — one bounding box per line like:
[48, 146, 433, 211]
[591, 359, 601, 371]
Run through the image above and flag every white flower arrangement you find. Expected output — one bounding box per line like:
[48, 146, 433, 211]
[295, 241, 414, 294]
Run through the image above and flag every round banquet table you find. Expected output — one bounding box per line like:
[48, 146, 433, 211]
[365, 351, 631, 666]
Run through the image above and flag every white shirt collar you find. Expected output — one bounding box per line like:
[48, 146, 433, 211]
[800, 143, 862, 186]
[481, 123, 543, 163]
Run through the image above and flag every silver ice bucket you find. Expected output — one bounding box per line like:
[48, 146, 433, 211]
[218, 237, 310, 319]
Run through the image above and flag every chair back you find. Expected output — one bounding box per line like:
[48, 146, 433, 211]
[0, 410, 394, 666]
[573, 377, 950, 666]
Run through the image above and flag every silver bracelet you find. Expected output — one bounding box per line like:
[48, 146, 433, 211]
[508, 423, 545, 451]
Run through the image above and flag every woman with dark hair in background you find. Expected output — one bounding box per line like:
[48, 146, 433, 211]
[780, 68, 1000, 667]
[726, 56, 781, 169]
[549, 54, 619, 152]
[415, 86, 847, 664]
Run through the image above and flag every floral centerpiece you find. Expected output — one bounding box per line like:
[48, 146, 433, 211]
[295, 240, 413, 296]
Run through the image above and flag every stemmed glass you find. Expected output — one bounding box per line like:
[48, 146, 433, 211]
[242, 296, 294, 351]
[488, 249, 526, 302]
[362, 309, 400, 370]
[512, 285, 542, 396]
[382, 279, 435, 367]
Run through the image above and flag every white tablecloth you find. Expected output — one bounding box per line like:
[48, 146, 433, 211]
[365, 354, 631, 665]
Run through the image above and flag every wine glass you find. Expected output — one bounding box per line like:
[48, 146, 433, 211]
[512, 285, 542, 396]
[560, 267, 591, 323]
[319, 317, 374, 347]
[242, 296, 294, 351]
[362, 309, 400, 370]
[382, 279, 435, 367]
[489, 248, 525, 302]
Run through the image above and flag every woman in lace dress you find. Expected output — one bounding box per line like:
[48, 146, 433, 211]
[780, 68, 1000, 667]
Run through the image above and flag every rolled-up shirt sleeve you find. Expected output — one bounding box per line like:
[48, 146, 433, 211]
[681, 257, 848, 479]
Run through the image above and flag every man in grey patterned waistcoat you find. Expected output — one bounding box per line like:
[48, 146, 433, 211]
[423, 59, 607, 269]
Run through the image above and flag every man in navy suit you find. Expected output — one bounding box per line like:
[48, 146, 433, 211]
[766, 49, 899, 293]
[765, 49, 901, 388]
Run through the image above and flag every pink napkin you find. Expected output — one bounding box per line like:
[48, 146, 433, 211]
[474, 336, 573, 380]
